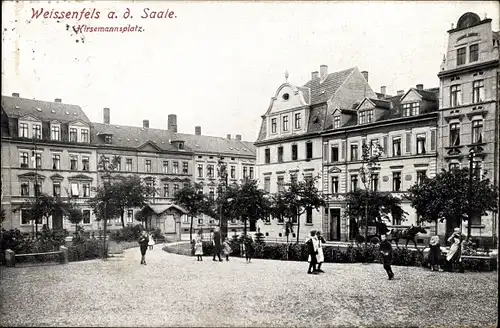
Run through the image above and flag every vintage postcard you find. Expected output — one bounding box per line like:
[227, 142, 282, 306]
[1, 1, 499, 327]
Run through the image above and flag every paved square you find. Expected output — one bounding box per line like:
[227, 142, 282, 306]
[0, 245, 497, 327]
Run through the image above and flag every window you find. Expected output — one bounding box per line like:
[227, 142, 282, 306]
[20, 152, 29, 168]
[469, 44, 478, 62]
[183, 215, 189, 224]
[291, 144, 298, 161]
[243, 167, 248, 179]
[334, 116, 340, 129]
[306, 142, 313, 159]
[472, 80, 484, 103]
[21, 182, 29, 196]
[51, 125, 60, 141]
[32, 125, 41, 139]
[331, 146, 339, 162]
[19, 123, 29, 138]
[350, 175, 358, 191]
[264, 177, 271, 192]
[359, 111, 365, 124]
[198, 217, 204, 225]
[145, 160, 152, 173]
[178, 142, 184, 150]
[473, 160, 482, 178]
[126, 210, 133, 223]
[371, 173, 379, 191]
[277, 146, 283, 163]
[290, 174, 297, 185]
[71, 182, 79, 197]
[81, 129, 89, 143]
[447, 123, 461, 146]
[416, 170, 427, 185]
[34, 183, 41, 197]
[403, 104, 411, 117]
[264, 149, 270, 164]
[471, 120, 483, 144]
[163, 184, 169, 197]
[21, 209, 32, 225]
[403, 103, 419, 117]
[82, 157, 89, 171]
[197, 164, 203, 178]
[457, 47, 466, 65]
[350, 144, 358, 161]
[331, 177, 339, 194]
[207, 165, 214, 177]
[82, 183, 90, 197]
[370, 139, 379, 157]
[126, 159, 132, 172]
[182, 162, 189, 174]
[249, 167, 254, 180]
[70, 156, 78, 171]
[34, 153, 42, 169]
[162, 161, 168, 174]
[83, 210, 91, 224]
[450, 85, 462, 107]
[271, 118, 277, 133]
[449, 163, 460, 170]
[306, 208, 313, 224]
[277, 176, 285, 192]
[392, 137, 401, 156]
[104, 135, 112, 144]
[230, 166, 235, 179]
[366, 110, 373, 123]
[173, 184, 179, 194]
[416, 135, 426, 154]
[392, 172, 402, 192]
[294, 113, 301, 129]
[173, 162, 179, 174]
[209, 188, 215, 200]
[53, 182, 61, 196]
[282, 116, 289, 132]
[69, 128, 78, 142]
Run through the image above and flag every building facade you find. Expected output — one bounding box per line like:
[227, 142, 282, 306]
[436, 12, 499, 243]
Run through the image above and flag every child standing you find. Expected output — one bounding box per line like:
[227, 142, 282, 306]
[148, 233, 155, 250]
[428, 235, 441, 271]
[223, 238, 232, 261]
[194, 238, 203, 261]
[379, 234, 394, 280]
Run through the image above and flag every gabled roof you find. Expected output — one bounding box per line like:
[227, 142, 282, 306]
[1, 96, 91, 124]
[145, 204, 188, 215]
[175, 132, 256, 157]
[303, 67, 356, 105]
[369, 98, 392, 109]
[402, 88, 439, 102]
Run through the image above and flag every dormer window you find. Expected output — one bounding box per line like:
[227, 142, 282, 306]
[402, 103, 420, 117]
[104, 135, 112, 144]
[178, 142, 184, 150]
[359, 111, 365, 124]
[366, 110, 373, 123]
[333, 116, 340, 129]
[282, 93, 289, 101]
[69, 128, 78, 142]
[81, 129, 89, 143]
[32, 124, 41, 139]
[19, 123, 29, 138]
[51, 125, 60, 141]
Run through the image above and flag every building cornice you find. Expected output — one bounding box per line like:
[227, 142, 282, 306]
[254, 132, 321, 147]
[437, 59, 499, 78]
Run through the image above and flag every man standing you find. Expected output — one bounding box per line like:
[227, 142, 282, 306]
[380, 234, 394, 280]
[306, 230, 319, 274]
[212, 227, 223, 262]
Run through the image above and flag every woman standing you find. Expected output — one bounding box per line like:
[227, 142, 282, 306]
[315, 231, 326, 273]
[244, 235, 254, 263]
[306, 230, 319, 274]
[223, 237, 232, 261]
[428, 235, 441, 271]
[138, 230, 149, 265]
[445, 228, 464, 272]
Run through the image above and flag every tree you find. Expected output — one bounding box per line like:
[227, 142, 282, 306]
[67, 207, 83, 235]
[134, 206, 155, 229]
[27, 194, 70, 229]
[269, 191, 295, 244]
[173, 182, 209, 241]
[406, 168, 498, 239]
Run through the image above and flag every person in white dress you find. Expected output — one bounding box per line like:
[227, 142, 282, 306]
[148, 233, 155, 250]
[315, 231, 326, 273]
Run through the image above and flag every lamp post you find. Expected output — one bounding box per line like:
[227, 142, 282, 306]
[102, 173, 110, 260]
[467, 148, 475, 240]
[31, 137, 40, 236]
[217, 156, 228, 241]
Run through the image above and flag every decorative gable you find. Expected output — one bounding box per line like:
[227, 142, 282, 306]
[18, 172, 45, 180]
[400, 89, 423, 103]
[68, 174, 93, 182]
[356, 99, 375, 111]
[137, 141, 162, 152]
[50, 173, 64, 181]
[18, 114, 42, 123]
[68, 119, 90, 127]
[268, 83, 309, 114]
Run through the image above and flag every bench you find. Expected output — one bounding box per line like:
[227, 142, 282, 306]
[5, 246, 68, 267]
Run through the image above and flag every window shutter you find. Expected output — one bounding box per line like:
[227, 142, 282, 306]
[430, 130, 436, 151]
[323, 142, 329, 162]
[383, 135, 388, 156]
[341, 140, 346, 161]
[405, 132, 411, 154]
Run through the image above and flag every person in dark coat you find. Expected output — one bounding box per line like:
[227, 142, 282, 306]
[428, 236, 441, 271]
[244, 234, 254, 263]
[138, 230, 149, 265]
[379, 234, 394, 280]
[212, 227, 223, 262]
[306, 230, 319, 274]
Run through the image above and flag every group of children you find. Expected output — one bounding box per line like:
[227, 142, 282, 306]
[194, 235, 253, 262]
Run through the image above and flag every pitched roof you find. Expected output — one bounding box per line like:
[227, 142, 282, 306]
[413, 88, 439, 101]
[175, 132, 256, 157]
[369, 98, 392, 109]
[303, 67, 356, 105]
[1, 96, 91, 124]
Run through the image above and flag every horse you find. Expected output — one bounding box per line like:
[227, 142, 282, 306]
[388, 225, 427, 249]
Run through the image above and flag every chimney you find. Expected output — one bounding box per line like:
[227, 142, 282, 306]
[380, 86, 386, 95]
[397, 90, 405, 96]
[235, 134, 242, 141]
[54, 98, 62, 103]
[361, 71, 369, 82]
[311, 71, 319, 80]
[12, 93, 19, 97]
[320, 65, 328, 80]
[416, 84, 424, 90]
[168, 114, 178, 132]
[227, 134, 231, 140]
[143, 120, 149, 128]
[195, 126, 201, 135]
[103, 108, 110, 124]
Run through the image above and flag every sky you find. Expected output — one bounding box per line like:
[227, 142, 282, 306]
[2, 1, 499, 142]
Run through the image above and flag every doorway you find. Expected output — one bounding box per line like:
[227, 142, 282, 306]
[52, 210, 63, 230]
[329, 208, 341, 241]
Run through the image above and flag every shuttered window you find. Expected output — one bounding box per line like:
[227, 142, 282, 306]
[405, 132, 411, 154]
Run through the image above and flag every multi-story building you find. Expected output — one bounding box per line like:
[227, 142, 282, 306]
[437, 12, 499, 243]
[255, 66, 377, 241]
[1, 94, 98, 233]
[1, 96, 256, 240]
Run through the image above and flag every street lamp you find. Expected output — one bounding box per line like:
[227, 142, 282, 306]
[31, 138, 40, 236]
[467, 148, 475, 240]
[217, 156, 229, 240]
[102, 173, 111, 259]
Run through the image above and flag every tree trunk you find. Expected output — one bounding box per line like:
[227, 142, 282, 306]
[103, 204, 108, 260]
[121, 209, 125, 228]
[244, 218, 247, 236]
[189, 215, 193, 241]
[296, 209, 300, 244]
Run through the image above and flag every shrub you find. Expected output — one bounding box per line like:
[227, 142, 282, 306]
[110, 225, 143, 243]
[254, 231, 266, 245]
[229, 235, 241, 257]
[393, 247, 414, 266]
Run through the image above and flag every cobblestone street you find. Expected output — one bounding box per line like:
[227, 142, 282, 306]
[0, 245, 497, 327]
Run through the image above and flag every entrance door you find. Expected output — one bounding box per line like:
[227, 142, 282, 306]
[165, 215, 176, 233]
[52, 210, 63, 230]
[329, 209, 341, 241]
